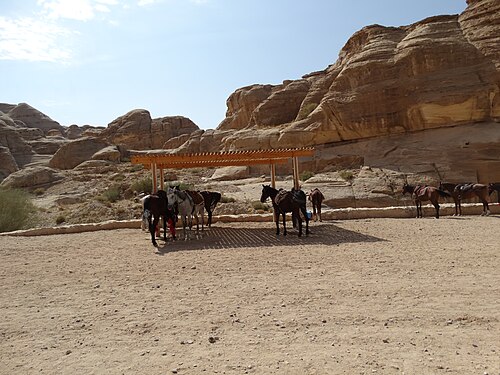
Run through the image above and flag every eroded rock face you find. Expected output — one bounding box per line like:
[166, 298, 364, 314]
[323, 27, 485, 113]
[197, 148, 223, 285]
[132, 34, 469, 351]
[0, 166, 64, 188]
[213, 1, 499, 155]
[0, 114, 34, 169]
[100, 109, 199, 150]
[49, 137, 109, 170]
[0, 146, 19, 181]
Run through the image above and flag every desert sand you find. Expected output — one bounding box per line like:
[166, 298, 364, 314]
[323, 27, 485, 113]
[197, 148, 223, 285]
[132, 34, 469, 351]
[0, 216, 499, 374]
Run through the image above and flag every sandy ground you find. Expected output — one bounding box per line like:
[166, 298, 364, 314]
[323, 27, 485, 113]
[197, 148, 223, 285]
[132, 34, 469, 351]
[0, 216, 499, 375]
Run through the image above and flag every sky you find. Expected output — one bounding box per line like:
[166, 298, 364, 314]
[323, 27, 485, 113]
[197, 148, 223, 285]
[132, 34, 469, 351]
[1, 0, 467, 130]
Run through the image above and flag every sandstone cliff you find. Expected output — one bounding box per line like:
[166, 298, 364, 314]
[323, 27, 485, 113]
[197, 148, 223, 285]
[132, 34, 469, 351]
[171, 0, 500, 181]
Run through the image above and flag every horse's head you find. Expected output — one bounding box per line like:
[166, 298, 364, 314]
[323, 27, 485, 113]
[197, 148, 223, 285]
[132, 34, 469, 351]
[260, 185, 270, 203]
[166, 188, 177, 209]
[402, 183, 412, 195]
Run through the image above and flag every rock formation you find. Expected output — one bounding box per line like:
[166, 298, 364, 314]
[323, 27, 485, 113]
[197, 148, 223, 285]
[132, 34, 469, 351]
[48, 137, 110, 170]
[4, 103, 65, 135]
[99, 109, 199, 150]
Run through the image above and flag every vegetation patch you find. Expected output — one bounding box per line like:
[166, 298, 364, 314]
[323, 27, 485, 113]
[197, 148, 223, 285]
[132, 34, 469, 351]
[339, 170, 354, 181]
[300, 170, 315, 181]
[0, 187, 38, 232]
[131, 177, 152, 194]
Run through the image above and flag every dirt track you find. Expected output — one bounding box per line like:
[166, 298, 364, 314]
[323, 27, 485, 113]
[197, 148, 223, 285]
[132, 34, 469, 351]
[1, 216, 499, 374]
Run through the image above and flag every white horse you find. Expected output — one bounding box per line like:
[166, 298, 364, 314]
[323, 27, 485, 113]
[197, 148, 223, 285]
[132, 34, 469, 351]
[166, 187, 195, 240]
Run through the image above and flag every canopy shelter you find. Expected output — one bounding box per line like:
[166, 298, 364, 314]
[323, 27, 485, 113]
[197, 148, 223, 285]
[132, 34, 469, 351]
[130, 147, 315, 192]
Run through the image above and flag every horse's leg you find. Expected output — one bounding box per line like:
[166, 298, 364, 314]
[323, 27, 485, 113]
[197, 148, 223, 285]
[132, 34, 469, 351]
[207, 209, 212, 227]
[201, 207, 205, 231]
[282, 212, 287, 236]
[300, 205, 310, 235]
[151, 216, 159, 246]
[433, 201, 440, 219]
[414, 199, 420, 218]
[312, 203, 317, 222]
[162, 215, 167, 242]
[483, 199, 490, 216]
[274, 208, 280, 235]
[296, 209, 303, 237]
[318, 204, 322, 222]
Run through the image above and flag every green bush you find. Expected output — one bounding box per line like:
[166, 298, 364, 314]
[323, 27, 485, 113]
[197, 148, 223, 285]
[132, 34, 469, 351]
[131, 177, 152, 194]
[220, 195, 236, 203]
[339, 170, 354, 181]
[56, 215, 66, 225]
[99, 185, 121, 203]
[300, 170, 315, 181]
[0, 188, 38, 232]
[251, 201, 269, 211]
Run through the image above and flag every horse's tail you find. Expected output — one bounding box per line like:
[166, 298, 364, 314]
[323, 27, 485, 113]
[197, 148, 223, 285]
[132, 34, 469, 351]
[437, 189, 451, 198]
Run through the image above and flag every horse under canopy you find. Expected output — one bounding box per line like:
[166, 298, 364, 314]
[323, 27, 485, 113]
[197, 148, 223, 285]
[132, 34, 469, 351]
[260, 185, 309, 237]
[142, 190, 176, 247]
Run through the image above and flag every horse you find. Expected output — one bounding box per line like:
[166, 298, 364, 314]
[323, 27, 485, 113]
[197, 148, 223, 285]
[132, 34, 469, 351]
[488, 183, 500, 204]
[308, 188, 325, 222]
[260, 185, 309, 237]
[186, 190, 205, 232]
[166, 187, 195, 240]
[452, 183, 490, 216]
[200, 191, 221, 227]
[402, 183, 450, 219]
[439, 182, 490, 216]
[142, 190, 177, 247]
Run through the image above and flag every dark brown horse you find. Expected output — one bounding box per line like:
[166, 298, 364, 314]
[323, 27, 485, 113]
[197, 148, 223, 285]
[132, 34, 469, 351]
[488, 183, 500, 204]
[453, 183, 490, 216]
[402, 183, 450, 219]
[439, 182, 490, 216]
[143, 190, 177, 247]
[260, 185, 309, 237]
[308, 188, 325, 222]
[200, 191, 221, 227]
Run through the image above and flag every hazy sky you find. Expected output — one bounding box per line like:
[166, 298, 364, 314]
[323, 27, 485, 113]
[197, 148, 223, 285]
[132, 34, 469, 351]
[1, 0, 467, 130]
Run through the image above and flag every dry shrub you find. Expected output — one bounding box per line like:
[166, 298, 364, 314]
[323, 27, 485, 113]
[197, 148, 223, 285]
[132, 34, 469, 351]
[0, 187, 38, 232]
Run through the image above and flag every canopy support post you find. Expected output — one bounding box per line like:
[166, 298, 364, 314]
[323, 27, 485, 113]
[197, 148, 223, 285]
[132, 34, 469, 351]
[292, 157, 300, 190]
[151, 163, 158, 193]
[159, 168, 164, 191]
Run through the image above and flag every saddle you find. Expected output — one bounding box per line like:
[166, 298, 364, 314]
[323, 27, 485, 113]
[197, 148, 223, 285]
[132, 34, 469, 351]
[413, 185, 429, 197]
[457, 183, 474, 194]
[291, 189, 307, 205]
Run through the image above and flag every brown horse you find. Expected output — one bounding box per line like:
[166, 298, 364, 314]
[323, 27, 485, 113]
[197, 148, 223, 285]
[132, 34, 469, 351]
[439, 182, 490, 216]
[260, 185, 309, 237]
[488, 183, 500, 204]
[453, 183, 490, 216]
[488, 182, 500, 204]
[308, 188, 325, 222]
[402, 183, 450, 219]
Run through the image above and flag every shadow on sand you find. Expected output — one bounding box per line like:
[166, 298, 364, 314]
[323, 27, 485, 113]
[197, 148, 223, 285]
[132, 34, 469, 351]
[155, 222, 383, 254]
